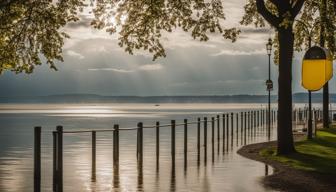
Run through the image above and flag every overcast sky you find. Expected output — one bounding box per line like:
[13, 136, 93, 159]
[0, 1, 334, 97]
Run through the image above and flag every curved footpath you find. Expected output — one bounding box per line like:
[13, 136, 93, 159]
[237, 141, 336, 192]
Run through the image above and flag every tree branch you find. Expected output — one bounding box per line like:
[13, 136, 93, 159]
[0, 0, 20, 9]
[291, 0, 305, 18]
[256, 0, 280, 27]
[269, 0, 279, 6]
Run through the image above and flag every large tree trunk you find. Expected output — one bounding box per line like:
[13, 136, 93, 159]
[277, 28, 296, 155]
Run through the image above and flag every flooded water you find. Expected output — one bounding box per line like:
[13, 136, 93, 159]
[0, 103, 279, 192]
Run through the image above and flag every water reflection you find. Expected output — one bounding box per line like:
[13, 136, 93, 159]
[137, 165, 143, 191]
[113, 166, 120, 190]
[170, 167, 176, 192]
[0, 103, 280, 192]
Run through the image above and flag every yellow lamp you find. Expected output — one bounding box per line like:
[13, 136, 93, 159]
[302, 46, 333, 91]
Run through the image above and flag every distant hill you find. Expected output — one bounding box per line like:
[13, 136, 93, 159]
[0, 93, 334, 104]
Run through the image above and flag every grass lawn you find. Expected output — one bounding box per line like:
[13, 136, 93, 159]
[260, 127, 336, 174]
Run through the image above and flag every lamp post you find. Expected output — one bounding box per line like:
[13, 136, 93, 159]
[266, 38, 273, 141]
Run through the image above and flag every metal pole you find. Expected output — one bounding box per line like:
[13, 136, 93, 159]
[308, 91, 313, 139]
[307, 37, 313, 139]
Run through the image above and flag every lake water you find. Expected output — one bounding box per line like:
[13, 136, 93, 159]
[0, 103, 279, 192]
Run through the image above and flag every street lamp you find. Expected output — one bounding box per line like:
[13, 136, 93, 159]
[266, 38, 273, 141]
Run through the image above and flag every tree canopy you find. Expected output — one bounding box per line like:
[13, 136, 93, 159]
[0, 0, 85, 74]
[92, 0, 240, 60]
[0, 0, 241, 74]
[1, 1, 335, 72]
[241, 0, 336, 61]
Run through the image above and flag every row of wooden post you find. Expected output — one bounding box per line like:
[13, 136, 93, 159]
[293, 108, 322, 122]
[34, 109, 280, 192]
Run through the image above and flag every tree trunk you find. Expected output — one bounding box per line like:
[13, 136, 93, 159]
[277, 28, 296, 155]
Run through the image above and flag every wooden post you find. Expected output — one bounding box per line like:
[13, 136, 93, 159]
[253, 111, 255, 136]
[258, 110, 260, 134]
[222, 114, 225, 152]
[254, 111, 257, 137]
[211, 117, 215, 162]
[136, 127, 139, 160]
[184, 119, 188, 169]
[52, 132, 56, 192]
[271, 109, 273, 125]
[217, 115, 220, 153]
[56, 126, 63, 192]
[197, 118, 201, 163]
[250, 111, 253, 139]
[113, 125, 119, 168]
[171, 120, 176, 167]
[248, 111, 250, 138]
[252, 111, 254, 137]
[236, 113, 239, 146]
[231, 113, 233, 147]
[241, 112, 243, 145]
[265, 109, 267, 129]
[262, 110, 264, 129]
[204, 117, 207, 163]
[137, 123, 143, 168]
[244, 112, 247, 145]
[226, 114, 229, 149]
[156, 121, 160, 167]
[253, 111, 256, 136]
[91, 131, 96, 181]
[34, 126, 41, 192]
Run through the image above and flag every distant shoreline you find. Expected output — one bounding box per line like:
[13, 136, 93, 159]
[0, 93, 333, 104]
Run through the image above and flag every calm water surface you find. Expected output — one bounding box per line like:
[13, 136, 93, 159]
[0, 103, 279, 192]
